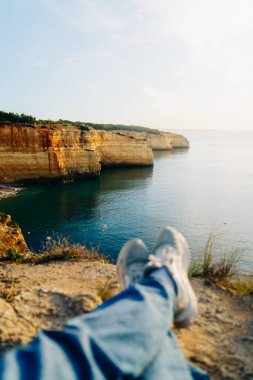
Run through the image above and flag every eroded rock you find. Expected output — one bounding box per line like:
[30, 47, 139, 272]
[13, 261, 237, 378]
[148, 132, 189, 150]
[0, 124, 154, 183]
[0, 213, 28, 256]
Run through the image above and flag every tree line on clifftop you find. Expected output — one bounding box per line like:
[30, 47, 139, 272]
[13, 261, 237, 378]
[0, 111, 161, 135]
[0, 111, 36, 124]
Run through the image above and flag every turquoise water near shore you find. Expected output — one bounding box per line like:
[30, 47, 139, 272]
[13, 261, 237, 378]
[1, 131, 253, 272]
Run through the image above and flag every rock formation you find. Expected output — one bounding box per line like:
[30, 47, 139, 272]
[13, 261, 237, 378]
[0, 212, 28, 256]
[164, 132, 189, 148]
[0, 124, 101, 183]
[148, 132, 189, 150]
[96, 130, 154, 166]
[148, 134, 173, 150]
[0, 124, 189, 183]
[0, 124, 153, 183]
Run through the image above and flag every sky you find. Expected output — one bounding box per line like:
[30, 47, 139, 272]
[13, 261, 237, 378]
[1, 0, 253, 131]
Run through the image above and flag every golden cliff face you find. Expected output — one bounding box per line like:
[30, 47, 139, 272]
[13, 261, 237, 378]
[148, 132, 189, 150]
[0, 124, 153, 183]
[0, 124, 101, 183]
[95, 130, 154, 166]
[164, 132, 189, 148]
[147, 134, 173, 150]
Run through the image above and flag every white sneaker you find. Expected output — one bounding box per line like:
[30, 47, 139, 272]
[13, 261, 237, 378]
[145, 226, 198, 328]
[117, 238, 149, 289]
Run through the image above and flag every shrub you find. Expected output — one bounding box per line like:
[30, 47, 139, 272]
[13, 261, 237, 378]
[32, 235, 108, 264]
[189, 234, 252, 294]
[0, 111, 36, 124]
[77, 125, 91, 131]
[6, 248, 22, 261]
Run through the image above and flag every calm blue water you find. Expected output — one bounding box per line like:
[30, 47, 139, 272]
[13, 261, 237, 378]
[1, 130, 253, 272]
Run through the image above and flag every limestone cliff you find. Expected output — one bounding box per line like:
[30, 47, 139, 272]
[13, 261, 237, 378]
[95, 130, 153, 166]
[148, 134, 173, 150]
[0, 124, 101, 183]
[163, 132, 189, 148]
[148, 132, 189, 150]
[0, 213, 28, 256]
[0, 124, 189, 183]
[0, 124, 153, 183]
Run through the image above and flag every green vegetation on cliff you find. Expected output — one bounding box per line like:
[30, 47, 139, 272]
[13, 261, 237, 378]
[83, 122, 161, 135]
[0, 111, 161, 135]
[0, 111, 36, 124]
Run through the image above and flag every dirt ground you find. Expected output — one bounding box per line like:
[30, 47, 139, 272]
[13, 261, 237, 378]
[0, 259, 252, 380]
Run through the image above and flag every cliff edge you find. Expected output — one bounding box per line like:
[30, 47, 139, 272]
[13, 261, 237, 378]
[0, 124, 153, 184]
[0, 260, 252, 380]
[0, 124, 190, 184]
[148, 132, 189, 150]
[0, 213, 28, 256]
[0, 217, 252, 379]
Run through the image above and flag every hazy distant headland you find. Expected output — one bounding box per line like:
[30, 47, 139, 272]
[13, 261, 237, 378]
[0, 111, 189, 185]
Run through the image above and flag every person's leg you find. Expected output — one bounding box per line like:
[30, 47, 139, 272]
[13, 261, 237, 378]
[67, 277, 190, 378]
[0, 226, 204, 380]
[122, 226, 209, 380]
[137, 331, 209, 380]
[0, 277, 192, 380]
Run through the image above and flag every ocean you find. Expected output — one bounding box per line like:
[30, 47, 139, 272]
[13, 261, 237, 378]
[1, 130, 252, 273]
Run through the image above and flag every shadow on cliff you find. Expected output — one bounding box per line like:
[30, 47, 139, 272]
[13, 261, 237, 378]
[99, 166, 153, 190]
[153, 148, 189, 161]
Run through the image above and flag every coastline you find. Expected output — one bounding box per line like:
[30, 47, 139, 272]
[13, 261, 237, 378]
[0, 123, 189, 184]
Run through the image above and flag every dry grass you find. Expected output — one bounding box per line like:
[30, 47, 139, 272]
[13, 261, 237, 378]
[189, 233, 241, 280]
[189, 233, 252, 295]
[0, 284, 20, 301]
[96, 279, 119, 302]
[0, 235, 109, 265]
[32, 235, 109, 265]
[0, 267, 21, 301]
[219, 277, 253, 295]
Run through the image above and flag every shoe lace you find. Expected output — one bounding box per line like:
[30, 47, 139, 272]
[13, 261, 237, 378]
[148, 251, 175, 267]
[147, 254, 163, 268]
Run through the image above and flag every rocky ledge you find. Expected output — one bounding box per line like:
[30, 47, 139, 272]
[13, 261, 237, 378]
[148, 132, 189, 150]
[0, 124, 153, 184]
[0, 213, 28, 256]
[0, 260, 252, 380]
[0, 215, 252, 379]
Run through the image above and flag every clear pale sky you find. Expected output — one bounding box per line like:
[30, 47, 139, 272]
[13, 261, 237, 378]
[1, 0, 253, 131]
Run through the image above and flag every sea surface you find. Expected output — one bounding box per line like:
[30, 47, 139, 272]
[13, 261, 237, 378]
[1, 130, 253, 272]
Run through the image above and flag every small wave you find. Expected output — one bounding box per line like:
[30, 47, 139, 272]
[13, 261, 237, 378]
[0, 185, 23, 200]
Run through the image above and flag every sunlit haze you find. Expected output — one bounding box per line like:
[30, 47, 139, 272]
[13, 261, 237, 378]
[1, 0, 253, 131]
